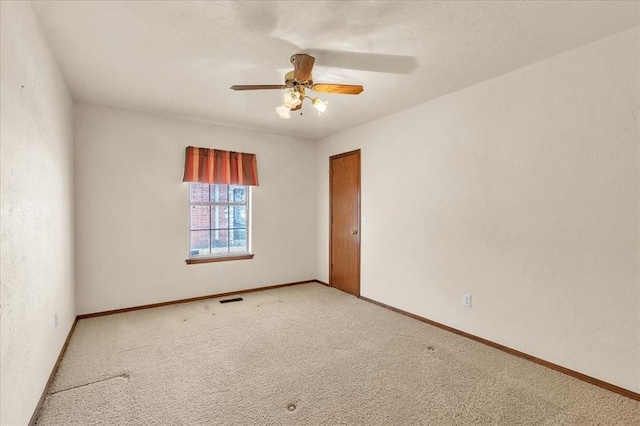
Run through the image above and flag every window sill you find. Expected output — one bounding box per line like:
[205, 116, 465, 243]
[185, 254, 254, 265]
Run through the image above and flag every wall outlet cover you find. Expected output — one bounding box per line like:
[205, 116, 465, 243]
[463, 294, 472, 308]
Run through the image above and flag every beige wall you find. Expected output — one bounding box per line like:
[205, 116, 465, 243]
[316, 28, 640, 393]
[74, 104, 318, 315]
[0, 2, 76, 424]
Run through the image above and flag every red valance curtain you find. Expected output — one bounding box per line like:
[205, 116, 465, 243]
[182, 146, 259, 186]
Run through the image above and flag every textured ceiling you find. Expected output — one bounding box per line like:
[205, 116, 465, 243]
[32, 1, 639, 140]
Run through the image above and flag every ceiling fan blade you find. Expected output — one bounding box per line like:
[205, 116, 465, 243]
[292, 54, 315, 82]
[310, 84, 364, 95]
[230, 85, 287, 91]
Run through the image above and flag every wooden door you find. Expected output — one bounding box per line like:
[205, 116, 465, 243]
[330, 150, 361, 296]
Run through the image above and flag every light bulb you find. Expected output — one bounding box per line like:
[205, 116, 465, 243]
[275, 105, 291, 119]
[283, 91, 302, 109]
[312, 98, 328, 114]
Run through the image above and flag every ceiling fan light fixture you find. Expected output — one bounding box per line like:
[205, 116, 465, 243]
[312, 97, 328, 114]
[275, 105, 291, 119]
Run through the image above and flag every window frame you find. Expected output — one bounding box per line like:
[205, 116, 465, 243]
[185, 183, 254, 265]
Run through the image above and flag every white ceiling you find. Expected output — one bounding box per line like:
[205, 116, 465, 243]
[32, 1, 639, 140]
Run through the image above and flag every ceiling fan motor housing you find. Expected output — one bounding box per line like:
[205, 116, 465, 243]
[285, 71, 313, 87]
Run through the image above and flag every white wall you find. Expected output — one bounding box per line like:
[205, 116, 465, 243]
[317, 28, 640, 393]
[74, 105, 317, 314]
[0, 2, 76, 424]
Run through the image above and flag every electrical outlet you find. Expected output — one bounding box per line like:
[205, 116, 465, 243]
[54, 313, 59, 328]
[463, 294, 472, 308]
[218, 267, 224, 276]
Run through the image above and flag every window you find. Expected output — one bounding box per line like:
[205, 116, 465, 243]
[188, 183, 252, 262]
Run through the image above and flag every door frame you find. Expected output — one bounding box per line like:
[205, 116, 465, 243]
[329, 149, 361, 296]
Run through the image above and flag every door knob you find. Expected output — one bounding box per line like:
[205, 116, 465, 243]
[351, 230, 358, 235]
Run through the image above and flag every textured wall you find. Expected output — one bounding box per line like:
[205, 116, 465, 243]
[0, 2, 76, 424]
[316, 28, 640, 393]
[74, 104, 317, 315]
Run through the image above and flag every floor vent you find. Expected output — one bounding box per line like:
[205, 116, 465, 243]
[219, 297, 243, 304]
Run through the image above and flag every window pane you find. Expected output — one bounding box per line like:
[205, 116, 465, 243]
[190, 230, 211, 256]
[212, 205, 228, 230]
[212, 184, 228, 203]
[230, 229, 247, 253]
[189, 183, 210, 202]
[211, 229, 229, 255]
[229, 185, 246, 203]
[229, 206, 247, 228]
[190, 205, 210, 230]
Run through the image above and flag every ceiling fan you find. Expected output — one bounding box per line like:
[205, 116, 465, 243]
[230, 53, 364, 118]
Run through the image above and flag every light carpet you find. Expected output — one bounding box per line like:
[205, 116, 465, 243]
[37, 283, 639, 425]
